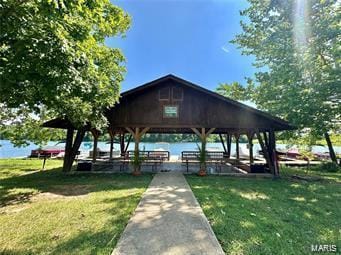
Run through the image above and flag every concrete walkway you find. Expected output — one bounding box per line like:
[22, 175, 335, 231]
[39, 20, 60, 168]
[112, 172, 225, 255]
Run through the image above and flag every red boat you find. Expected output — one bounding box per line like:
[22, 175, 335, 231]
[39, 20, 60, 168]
[30, 146, 65, 158]
[285, 148, 301, 159]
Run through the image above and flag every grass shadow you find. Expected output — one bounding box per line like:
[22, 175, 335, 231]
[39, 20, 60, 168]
[0, 159, 153, 254]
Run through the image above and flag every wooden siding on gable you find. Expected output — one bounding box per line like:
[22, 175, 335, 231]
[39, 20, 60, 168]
[44, 75, 293, 133]
[107, 79, 286, 130]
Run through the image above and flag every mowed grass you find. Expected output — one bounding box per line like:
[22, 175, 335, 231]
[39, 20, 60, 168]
[280, 165, 341, 183]
[0, 158, 152, 254]
[186, 167, 341, 255]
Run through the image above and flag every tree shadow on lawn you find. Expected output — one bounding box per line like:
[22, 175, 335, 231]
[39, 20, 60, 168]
[0, 166, 153, 207]
[0, 182, 226, 255]
[187, 176, 341, 255]
[0, 169, 153, 254]
[0, 191, 144, 255]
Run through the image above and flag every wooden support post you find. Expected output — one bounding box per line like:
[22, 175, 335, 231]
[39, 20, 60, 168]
[119, 132, 125, 157]
[247, 132, 254, 164]
[109, 136, 114, 160]
[200, 128, 207, 175]
[219, 134, 227, 154]
[91, 129, 100, 163]
[125, 127, 150, 175]
[134, 127, 140, 162]
[234, 133, 240, 160]
[191, 127, 216, 175]
[226, 134, 231, 158]
[263, 131, 269, 149]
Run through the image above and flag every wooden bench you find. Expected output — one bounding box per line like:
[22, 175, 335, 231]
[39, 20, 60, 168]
[127, 150, 170, 161]
[141, 157, 163, 172]
[125, 151, 167, 172]
[181, 151, 226, 172]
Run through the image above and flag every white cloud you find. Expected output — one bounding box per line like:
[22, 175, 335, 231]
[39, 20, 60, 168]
[221, 45, 229, 53]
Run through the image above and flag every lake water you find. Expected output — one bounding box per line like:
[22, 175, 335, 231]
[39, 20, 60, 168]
[0, 140, 339, 158]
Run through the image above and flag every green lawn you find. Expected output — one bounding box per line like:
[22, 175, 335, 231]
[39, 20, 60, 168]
[187, 167, 341, 255]
[280, 165, 341, 183]
[0, 158, 152, 254]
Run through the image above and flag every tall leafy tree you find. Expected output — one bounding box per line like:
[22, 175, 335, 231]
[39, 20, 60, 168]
[216, 81, 249, 101]
[0, 0, 130, 170]
[231, 0, 340, 162]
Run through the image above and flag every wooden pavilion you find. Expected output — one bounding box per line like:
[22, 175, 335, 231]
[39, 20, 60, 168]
[43, 74, 294, 175]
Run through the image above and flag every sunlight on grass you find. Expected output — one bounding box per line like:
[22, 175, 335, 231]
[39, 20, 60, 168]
[291, 196, 306, 202]
[0, 159, 152, 254]
[240, 220, 256, 229]
[230, 188, 270, 200]
[187, 172, 341, 255]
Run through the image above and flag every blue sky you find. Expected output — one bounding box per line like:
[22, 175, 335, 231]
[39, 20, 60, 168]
[108, 0, 255, 92]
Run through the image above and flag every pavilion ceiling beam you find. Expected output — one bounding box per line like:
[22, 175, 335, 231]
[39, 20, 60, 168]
[191, 128, 202, 138]
[125, 127, 150, 140]
[191, 128, 216, 141]
[140, 127, 150, 137]
[206, 128, 216, 137]
[125, 127, 135, 137]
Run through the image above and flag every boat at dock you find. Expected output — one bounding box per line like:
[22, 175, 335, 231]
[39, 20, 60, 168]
[30, 145, 65, 158]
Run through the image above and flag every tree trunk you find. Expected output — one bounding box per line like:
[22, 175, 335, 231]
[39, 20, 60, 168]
[120, 132, 125, 157]
[256, 131, 275, 174]
[247, 133, 254, 164]
[109, 136, 114, 160]
[324, 132, 337, 163]
[63, 128, 74, 172]
[91, 129, 100, 163]
[269, 130, 279, 176]
[125, 134, 132, 154]
[63, 128, 86, 172]
[92, 136, 98, 163]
